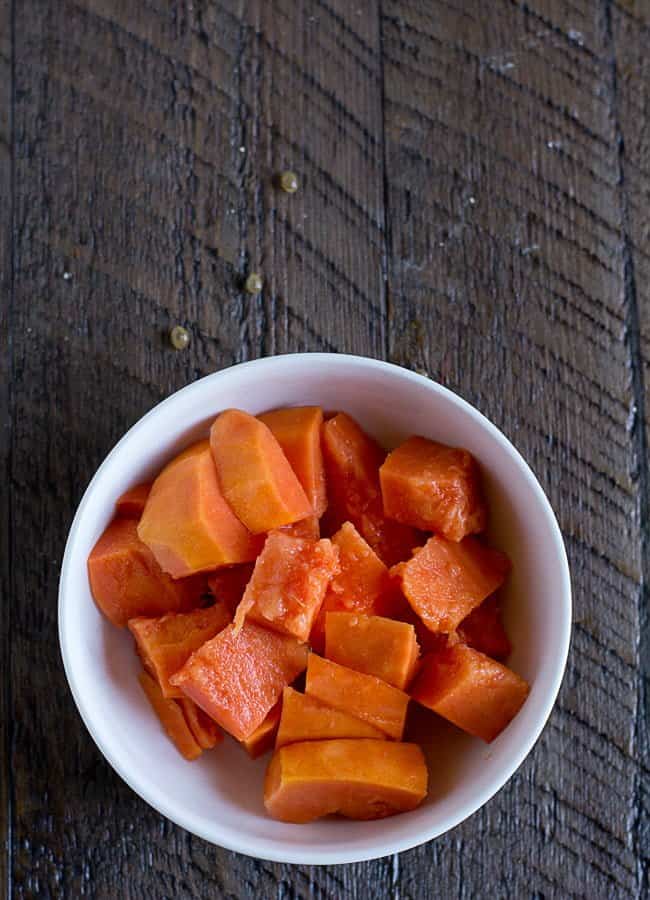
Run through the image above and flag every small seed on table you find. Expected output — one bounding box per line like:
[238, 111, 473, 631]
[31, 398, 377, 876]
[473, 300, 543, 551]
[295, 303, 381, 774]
[278, 171, 299, 194]
[245, 272, 263, 295]
[169, 325, 190, 350]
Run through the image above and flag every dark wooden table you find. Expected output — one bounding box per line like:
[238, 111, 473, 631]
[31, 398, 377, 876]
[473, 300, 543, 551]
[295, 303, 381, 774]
[1, 1, 648, 897]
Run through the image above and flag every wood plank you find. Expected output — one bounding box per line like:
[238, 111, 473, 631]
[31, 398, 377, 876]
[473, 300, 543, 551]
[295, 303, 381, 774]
[610, 2, 650, 894]
[382, 0, 642, 896]
[0, 0, 12, 894]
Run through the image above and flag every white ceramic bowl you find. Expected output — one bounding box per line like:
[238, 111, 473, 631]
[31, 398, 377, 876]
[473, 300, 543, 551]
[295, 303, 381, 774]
[59, 353, 571, 864]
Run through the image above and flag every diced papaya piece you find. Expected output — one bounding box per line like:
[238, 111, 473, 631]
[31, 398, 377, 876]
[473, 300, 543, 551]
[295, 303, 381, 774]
[138, 670, 202, 760]
[138, 442, 262, 578]
[234, 532, 339, 642]
[128, 602, 232, 698]
[178, 698, 223, 749]
[241, 701, 282, 759]
[410, 643, 529, 742]
[210, 409, 313, 533]
[325, 613, 420, 690]
[115, 482, 152, 518]
[264, 739, 428, 823]
[305, 654, 409, 740]
[276, 686, 385, 748]
[321, 413, 420, 566]
[457, 595, 511, 660]
[88, 518, 201, 628]
[273, 516, 320, 541]
[310, 521, 396, 653]
[392, 535, 510, 633]
[207, 564, 255, 616]
[170, 621, 308, 741]
[258, 406, 327, 517]
[379, 436, 487, 541]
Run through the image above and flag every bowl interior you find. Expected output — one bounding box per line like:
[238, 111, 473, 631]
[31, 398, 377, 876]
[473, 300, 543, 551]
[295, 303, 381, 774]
[59, 355, 570, 864]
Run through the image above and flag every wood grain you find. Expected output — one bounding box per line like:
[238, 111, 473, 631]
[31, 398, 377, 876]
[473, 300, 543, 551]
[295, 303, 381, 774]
[2, 0, 648, 897]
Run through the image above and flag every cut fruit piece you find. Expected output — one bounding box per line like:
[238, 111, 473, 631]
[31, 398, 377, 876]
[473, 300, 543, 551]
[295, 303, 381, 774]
[309, 521, 396, 653]
[241, 701, 282, 759]
[380, 436, 487, 541]
[410, 643, 529, 742]
[321, 413, 421, 566]
[170, 621, 308, 741]
[138, 670, 202, 760]
[264, 739, 428, 823]
[178, 698, 223, 749]
[210, 409, 313, 533]
[392, 535, 510, 633]
[258, 406, 327, 517]
[128, 602, 232, 698]
[276, 686, 386, 748]
[305, 653, 409, 740]
[324, 612, 419, 690]
[115, 482, 152, 518]
[88, 517, 201, 628]
[273, 516, 320, 541]
[207, 564, 255, 616]
[138, 442, 262, 578]
[234, 532, 339, 642]
[457, 595, 511, 661]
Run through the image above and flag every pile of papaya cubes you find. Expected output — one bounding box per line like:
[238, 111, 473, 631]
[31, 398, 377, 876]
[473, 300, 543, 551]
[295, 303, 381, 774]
[88, 406, 529, 823]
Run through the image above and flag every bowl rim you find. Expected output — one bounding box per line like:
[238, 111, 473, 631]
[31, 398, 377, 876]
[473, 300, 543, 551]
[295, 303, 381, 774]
[58, 352, 572, 865]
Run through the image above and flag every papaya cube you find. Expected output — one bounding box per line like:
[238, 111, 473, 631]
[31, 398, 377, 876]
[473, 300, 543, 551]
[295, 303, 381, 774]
[138, 442, 262, 578]
[138, 670, 202, 760]
[457, 595, 511, 661]
[170, 621, 308, 741]
[115, 482, 152, 518]
[210, 409, 313, 533]
[321, 413, 420, 566]
[380, 437, 487, 541]
[207, 564, 255, 616]
[325, 612, 420, 690]
[178, 698, 223, 750]
[392, 535, 510, 633]
[234, 532, 339, 642]
[128, 602, 232, 698]
[305, 653, 409, 740]
[276, 686, 385, 748]
[272, 516, 320, 541]
[310, 521, 396, 653]
[264, 739, 428, 823]
[258, 406, 327, 517]
[410, 643, 529, 742]
[241, 701, 282, 759]
[87, 517, 201, 628]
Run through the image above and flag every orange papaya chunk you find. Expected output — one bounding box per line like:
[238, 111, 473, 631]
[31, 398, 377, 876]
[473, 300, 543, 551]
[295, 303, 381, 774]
[276, 686, 385, 748]
[379, 436, 487, 541]
[234, 532, 339, 642]
[273, 516, 320, 541]
[305, 653, 409, 740]
[392, 535, 510, 633]
[128, 602, 232, 698]
[210, 409, 313, 533]
[457, 595, 511, 660]
[258, 406, 327, 517]
[138, 670, 202, 760]
[241, 700, 282, 759]
[309, 521, 395, 653]
[170, 621, 308, 741]
[138, 442, 262, 578]
[207, 564, 255, 616]
[264, 739, 428, 823]
[87, 518, 201, 628]
[178, 697, 223, 750]
[321, 413, 420, 566]
[115, 482, 152, 518]
[325, 612, 420, 690]
[410, 643, 529, 742]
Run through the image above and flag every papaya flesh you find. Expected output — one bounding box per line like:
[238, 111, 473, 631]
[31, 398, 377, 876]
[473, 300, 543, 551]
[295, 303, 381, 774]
[241, 701, 282, 759]
[115, 482, 152, 518]
[276, 686, 386, 748]
[138, 670, 202, 761]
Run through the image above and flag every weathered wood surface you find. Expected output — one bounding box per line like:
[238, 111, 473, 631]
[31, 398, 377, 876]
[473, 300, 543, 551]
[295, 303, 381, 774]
[1, 1, 648, 897]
